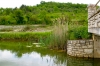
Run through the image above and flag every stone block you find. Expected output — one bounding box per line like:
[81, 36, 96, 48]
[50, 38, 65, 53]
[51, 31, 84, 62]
[76, 40, 80, 43]
[75, 51, 81, 54]
[86, 42, 90, 45]
[72, 40, 78, 44]
[80, 40, 85, 44]
[67, 52, 72, 54]
[82, 46, 88, 48]
[71, 54, 75, 56]
[67, 46, 73, 48]
[73, 44, 76, 46]
[67, 40, 72, 44]
[73, 49, 77, 51]
[75, 46, 80, 49]
[89, 55, 93, 58]
[82, 53, 87, 55]
[67, 48, 72, 50]
[86, 40, 89, 43]
[79, 46, 82, 49]
[68, 53, 72, 56]
[67, 44, 72, 46]
[89, 41, 94, 45]
[88, 45, 93, 48]
[76, 54, 83, 57]
[84, 55, 88, 57]
[74, 54, 77, 56]
[78, 55, 84, 57]
[67, 49, 72, 52]
[76, 54, 80, 56]
[79, 49, 84, 52]
[84, 49, 93, 54]
[76, 44, 81, 46]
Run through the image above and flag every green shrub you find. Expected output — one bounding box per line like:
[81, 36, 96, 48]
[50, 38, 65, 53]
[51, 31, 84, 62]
[68, 25, 92, 40]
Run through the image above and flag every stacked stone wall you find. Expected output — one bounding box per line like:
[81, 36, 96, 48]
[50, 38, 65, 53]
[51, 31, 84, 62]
[67, 40, 94, 58]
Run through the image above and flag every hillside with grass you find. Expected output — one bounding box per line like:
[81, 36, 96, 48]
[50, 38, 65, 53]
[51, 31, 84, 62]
[0, 1, 87, 25]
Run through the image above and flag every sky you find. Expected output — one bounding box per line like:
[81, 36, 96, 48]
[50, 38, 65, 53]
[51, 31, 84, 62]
[0, 0, 100, 8]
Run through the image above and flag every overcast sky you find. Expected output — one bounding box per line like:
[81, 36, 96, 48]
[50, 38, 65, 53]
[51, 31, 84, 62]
[0, 0, 99, 8]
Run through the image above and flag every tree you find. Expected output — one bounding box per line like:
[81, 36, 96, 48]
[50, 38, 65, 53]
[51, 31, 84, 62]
[13, 9, 25, 24]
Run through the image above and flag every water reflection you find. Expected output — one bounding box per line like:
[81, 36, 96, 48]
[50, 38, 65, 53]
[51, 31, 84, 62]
[0, 50, 56, 66]
[0, 41, 67, 66]
[1, 41, 100, 66]
[67, 56, 100, 66]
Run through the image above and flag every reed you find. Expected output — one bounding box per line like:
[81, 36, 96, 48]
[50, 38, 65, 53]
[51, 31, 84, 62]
[40, 23, 68, 50]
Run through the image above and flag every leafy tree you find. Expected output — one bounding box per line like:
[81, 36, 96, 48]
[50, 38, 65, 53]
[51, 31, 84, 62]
[13, 9, 25, 24]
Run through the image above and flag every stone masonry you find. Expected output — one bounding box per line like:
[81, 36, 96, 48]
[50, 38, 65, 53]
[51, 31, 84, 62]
[67, 40, 94, 58]
[88, 4, 100, 35]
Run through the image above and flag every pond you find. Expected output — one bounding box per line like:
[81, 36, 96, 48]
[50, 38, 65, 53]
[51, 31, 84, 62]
[0, 41, 67, 66]
[0, 41, 100, 66]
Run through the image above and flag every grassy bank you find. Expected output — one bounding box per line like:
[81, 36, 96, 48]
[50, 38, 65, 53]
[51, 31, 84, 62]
[0, 31, 51, 41]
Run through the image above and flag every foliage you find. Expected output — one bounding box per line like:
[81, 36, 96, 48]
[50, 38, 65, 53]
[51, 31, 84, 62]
[0, 1, 92, 50]
[0, 1, 87, 25]
[0, 32, 51, 41]
[39, 24, 68, 50]
[68, 25, 92, 40]
[39, 24, 92, 49]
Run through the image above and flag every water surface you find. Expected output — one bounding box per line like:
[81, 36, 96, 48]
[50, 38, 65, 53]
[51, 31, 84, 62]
[0, 41, 67, 66]
[0, 41, 100, 66]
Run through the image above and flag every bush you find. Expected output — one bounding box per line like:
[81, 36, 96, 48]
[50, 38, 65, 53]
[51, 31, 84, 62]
[68, 25, 92, 40]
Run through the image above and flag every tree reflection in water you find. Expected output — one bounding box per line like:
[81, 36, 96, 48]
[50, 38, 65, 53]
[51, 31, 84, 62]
[0, 41, 67, 66]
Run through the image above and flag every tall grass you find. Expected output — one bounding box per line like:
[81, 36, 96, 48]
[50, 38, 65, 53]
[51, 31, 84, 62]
[40, 23, 68, 50]
[0, 32, 51, 41]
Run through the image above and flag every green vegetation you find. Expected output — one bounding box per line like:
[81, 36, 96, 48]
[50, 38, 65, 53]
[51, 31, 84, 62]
[0, 1, 92, 50]
[39, 24, 68, 50]
[0, 32, 51, 41]
[0, 1, 87, 25]
[39, 24, 91, 50]
[68, 25, 92, 40]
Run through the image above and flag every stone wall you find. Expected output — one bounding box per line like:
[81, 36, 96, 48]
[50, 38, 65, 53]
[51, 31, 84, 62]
[93, 34, 100, 58]
[88, 4, 100, 35]
[67, 40, 94, 58]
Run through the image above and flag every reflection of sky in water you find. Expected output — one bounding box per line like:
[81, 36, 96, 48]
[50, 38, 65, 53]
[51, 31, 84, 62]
[0, 50, 65, 66]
